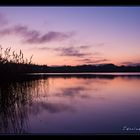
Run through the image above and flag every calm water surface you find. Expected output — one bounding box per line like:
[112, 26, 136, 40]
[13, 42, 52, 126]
[0, 73, 140, 134]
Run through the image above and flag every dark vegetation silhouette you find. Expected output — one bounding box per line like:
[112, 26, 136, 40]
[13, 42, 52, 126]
[0, 46, 47, 78]
[0, 46, 140, 79]
[45, 64, 140, 73]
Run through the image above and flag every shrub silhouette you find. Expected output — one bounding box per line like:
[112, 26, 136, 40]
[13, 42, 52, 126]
[0, 46, 33, 65]
[0, 46, 35, 76]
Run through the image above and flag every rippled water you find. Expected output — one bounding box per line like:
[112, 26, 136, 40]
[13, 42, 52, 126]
[0, 73, 140, 134]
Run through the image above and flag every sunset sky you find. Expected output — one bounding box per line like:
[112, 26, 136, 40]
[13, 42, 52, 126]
[0, 7, 140, 66]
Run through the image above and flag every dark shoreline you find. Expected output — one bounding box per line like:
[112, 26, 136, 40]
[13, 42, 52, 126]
[1, 72, 140, 83]
[1, 63, 140, 81]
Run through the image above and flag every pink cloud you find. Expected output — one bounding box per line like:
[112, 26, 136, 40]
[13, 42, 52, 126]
[0, 24, 74, 44]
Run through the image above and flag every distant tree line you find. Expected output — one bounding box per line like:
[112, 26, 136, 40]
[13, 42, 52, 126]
[45, 64, 140, 73]
[0, 46, 140, 78]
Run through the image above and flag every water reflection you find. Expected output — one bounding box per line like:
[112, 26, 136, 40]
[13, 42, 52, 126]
[0, 78, 50, 133]
[0, 74, 140, 134]
[0, 81, 30, 133]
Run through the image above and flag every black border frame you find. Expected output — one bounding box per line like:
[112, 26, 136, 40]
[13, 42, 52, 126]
[0, 0, 140, 138]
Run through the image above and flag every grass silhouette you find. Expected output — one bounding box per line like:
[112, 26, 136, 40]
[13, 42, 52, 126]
[0, 46, 140, 79]
[0, 46, 33, 65]
[0, 46, 39, 77]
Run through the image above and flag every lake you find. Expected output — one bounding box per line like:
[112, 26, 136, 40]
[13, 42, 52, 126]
[0, 73, 140, 134]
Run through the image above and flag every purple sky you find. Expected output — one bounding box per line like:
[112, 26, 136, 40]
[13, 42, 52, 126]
[0, 7, 140, 66]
